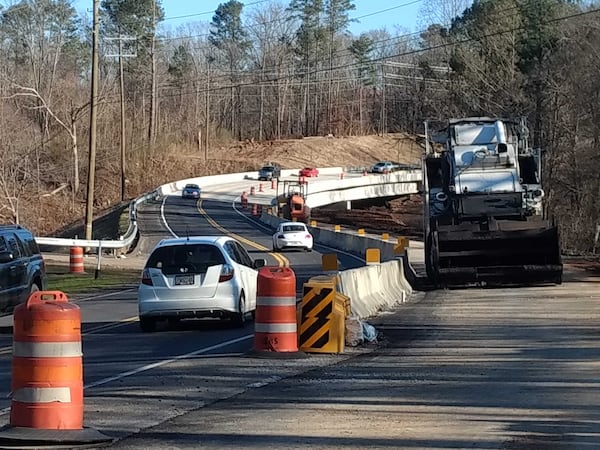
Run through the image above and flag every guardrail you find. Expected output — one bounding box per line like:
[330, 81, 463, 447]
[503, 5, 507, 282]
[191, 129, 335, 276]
[35, 189, 157, 252]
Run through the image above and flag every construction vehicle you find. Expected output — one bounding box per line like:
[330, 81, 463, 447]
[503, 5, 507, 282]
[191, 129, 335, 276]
[422, 116, 562, 287]
[276, 180, 310, 223]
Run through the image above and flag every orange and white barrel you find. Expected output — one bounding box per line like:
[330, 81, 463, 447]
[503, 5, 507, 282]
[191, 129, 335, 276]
[253, 267, 298, 353]
[69, 247, 84, 274]
[11, 291, 83, 430]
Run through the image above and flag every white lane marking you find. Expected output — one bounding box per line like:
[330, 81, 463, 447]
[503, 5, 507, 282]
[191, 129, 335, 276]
[77, 288, 136, 301]
[161, 195, 179, 238]
[83, 334, 253, 390]
[0, 334, 254, 415]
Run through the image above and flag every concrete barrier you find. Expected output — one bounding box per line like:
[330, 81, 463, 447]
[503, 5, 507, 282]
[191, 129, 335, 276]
[337, 259, 410, 319]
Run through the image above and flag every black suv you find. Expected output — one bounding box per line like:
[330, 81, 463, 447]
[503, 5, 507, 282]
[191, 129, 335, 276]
[0, 225, 47, 312]
[258, 165, 281, 181]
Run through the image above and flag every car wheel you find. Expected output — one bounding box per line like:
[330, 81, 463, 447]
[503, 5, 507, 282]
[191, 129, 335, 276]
[272, 244, 279, 252]
[231, 292, 246, 328]
[139, 317, 157, 333]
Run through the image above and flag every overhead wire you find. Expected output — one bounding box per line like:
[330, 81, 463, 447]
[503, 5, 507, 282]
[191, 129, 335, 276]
[93, 5, 600, 108]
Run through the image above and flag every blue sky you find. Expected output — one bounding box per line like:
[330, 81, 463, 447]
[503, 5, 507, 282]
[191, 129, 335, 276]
[73, 0, 424, 35]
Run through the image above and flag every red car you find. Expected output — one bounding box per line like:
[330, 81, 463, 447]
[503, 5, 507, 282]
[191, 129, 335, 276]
[299, 167, 319, 177]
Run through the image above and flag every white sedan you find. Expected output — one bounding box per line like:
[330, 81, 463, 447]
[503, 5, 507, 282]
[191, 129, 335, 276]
[137, 236, 266, 332]
[272, 222, 313, 252]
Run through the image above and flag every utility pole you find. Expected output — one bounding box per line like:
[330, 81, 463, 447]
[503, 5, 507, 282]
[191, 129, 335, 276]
[119, 37, 126, 201]
[148, 0, 157, 144]
[105, 36, 136, 203]
[205, 61, 210, 162]
[85, 0, 100, 241]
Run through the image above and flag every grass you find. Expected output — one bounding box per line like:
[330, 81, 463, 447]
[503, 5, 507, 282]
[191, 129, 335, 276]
[46, 263, 141, 295]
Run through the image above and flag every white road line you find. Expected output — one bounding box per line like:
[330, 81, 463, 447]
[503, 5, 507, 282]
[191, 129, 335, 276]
[83, 334, 253, 389]
[0, 334, 254, 416]
[161, 195, 179, 238]
[77, 288, 136, 301]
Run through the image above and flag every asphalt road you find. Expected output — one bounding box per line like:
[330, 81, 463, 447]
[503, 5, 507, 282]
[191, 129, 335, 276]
[0, 191, 369, 444]
[0, 190, 598, 449]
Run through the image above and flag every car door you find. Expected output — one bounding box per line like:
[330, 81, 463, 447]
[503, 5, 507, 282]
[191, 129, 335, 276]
[232, 242, 258, 311]
[5, 233, 27, 307]
[0, 236, 12, 311]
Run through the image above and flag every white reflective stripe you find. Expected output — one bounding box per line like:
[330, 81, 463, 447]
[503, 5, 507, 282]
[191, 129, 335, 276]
[254, 323, 297, 333]
[257, 296, 296, 307]
[13, 387, 71, 403]
[13, 341, 82, 358]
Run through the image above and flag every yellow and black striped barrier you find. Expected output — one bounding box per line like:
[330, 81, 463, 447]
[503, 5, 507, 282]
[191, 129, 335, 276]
[298, 275, 346, 354]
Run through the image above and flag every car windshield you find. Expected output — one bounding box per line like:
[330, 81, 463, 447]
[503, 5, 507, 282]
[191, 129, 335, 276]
[374, 162, 387, 167]
[282, 225, 306, 233]
[185, 184, 199, 190]
[146, 244, 225, 275]
[261, 166, 275, 171]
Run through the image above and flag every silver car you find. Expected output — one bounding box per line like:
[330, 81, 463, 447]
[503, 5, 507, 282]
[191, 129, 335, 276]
[137, 236, 266, 332]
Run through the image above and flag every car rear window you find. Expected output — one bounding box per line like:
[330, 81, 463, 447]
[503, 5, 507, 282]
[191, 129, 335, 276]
[185, 184, 200, 189]
[146, 244, 226, 275]
[282, 225, 306, 232]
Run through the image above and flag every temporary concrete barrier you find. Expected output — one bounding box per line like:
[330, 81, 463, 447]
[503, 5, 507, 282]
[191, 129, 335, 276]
[337, 259, 411, 319]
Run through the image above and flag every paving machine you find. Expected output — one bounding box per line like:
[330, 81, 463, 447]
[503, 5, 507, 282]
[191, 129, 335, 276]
[277, 180, 310, 223]
[423, 116, 562, 287]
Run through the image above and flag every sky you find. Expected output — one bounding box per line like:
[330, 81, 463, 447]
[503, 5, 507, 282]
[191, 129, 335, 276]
[73, 0, 425, 36]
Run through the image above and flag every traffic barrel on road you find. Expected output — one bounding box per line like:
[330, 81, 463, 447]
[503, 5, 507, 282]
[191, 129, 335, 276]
[11, 291, 83, 430]
[241, 191, 248, 209]
[69, 247, 84, 274]
[250, 186, 256, 195]
[252, 204, 258, 216]
[259, 183, 264, 192]
[0, 291, 111, 446]
[270, 179, 276, 189]
[253, 267, 304, 357]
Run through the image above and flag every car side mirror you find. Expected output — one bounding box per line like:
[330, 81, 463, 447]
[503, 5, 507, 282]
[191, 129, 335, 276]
[253, 258, 267, 269]
[0, 251, 14, 263]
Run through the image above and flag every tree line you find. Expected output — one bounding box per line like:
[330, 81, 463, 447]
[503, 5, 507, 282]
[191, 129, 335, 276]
[0, 0, 598, 253]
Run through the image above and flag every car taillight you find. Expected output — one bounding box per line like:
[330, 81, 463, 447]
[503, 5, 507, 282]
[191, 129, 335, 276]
[219, 264, 234, 282]
[141, 269, 153, 286]
[305, 234, 312, 239]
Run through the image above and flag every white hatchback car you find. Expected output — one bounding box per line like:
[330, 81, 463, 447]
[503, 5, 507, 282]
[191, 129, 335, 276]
[137, 236, 266, 332]
[272, 222, 313, 252]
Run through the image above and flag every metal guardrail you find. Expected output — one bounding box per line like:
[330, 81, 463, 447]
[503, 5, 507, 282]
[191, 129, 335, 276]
[35, 190, 158, 251]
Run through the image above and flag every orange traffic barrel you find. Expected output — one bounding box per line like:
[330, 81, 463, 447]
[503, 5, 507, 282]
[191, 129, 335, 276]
[11, 291, 83, 429]
[252, 204, 258, 216]
[259, 183, 264, 192]
[270, 179, 276, 189]
[69, 247, 84, 274]
[250, 186, 256, 195]
[253, 267, 303, 356]
[241, 191, 248, 209]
